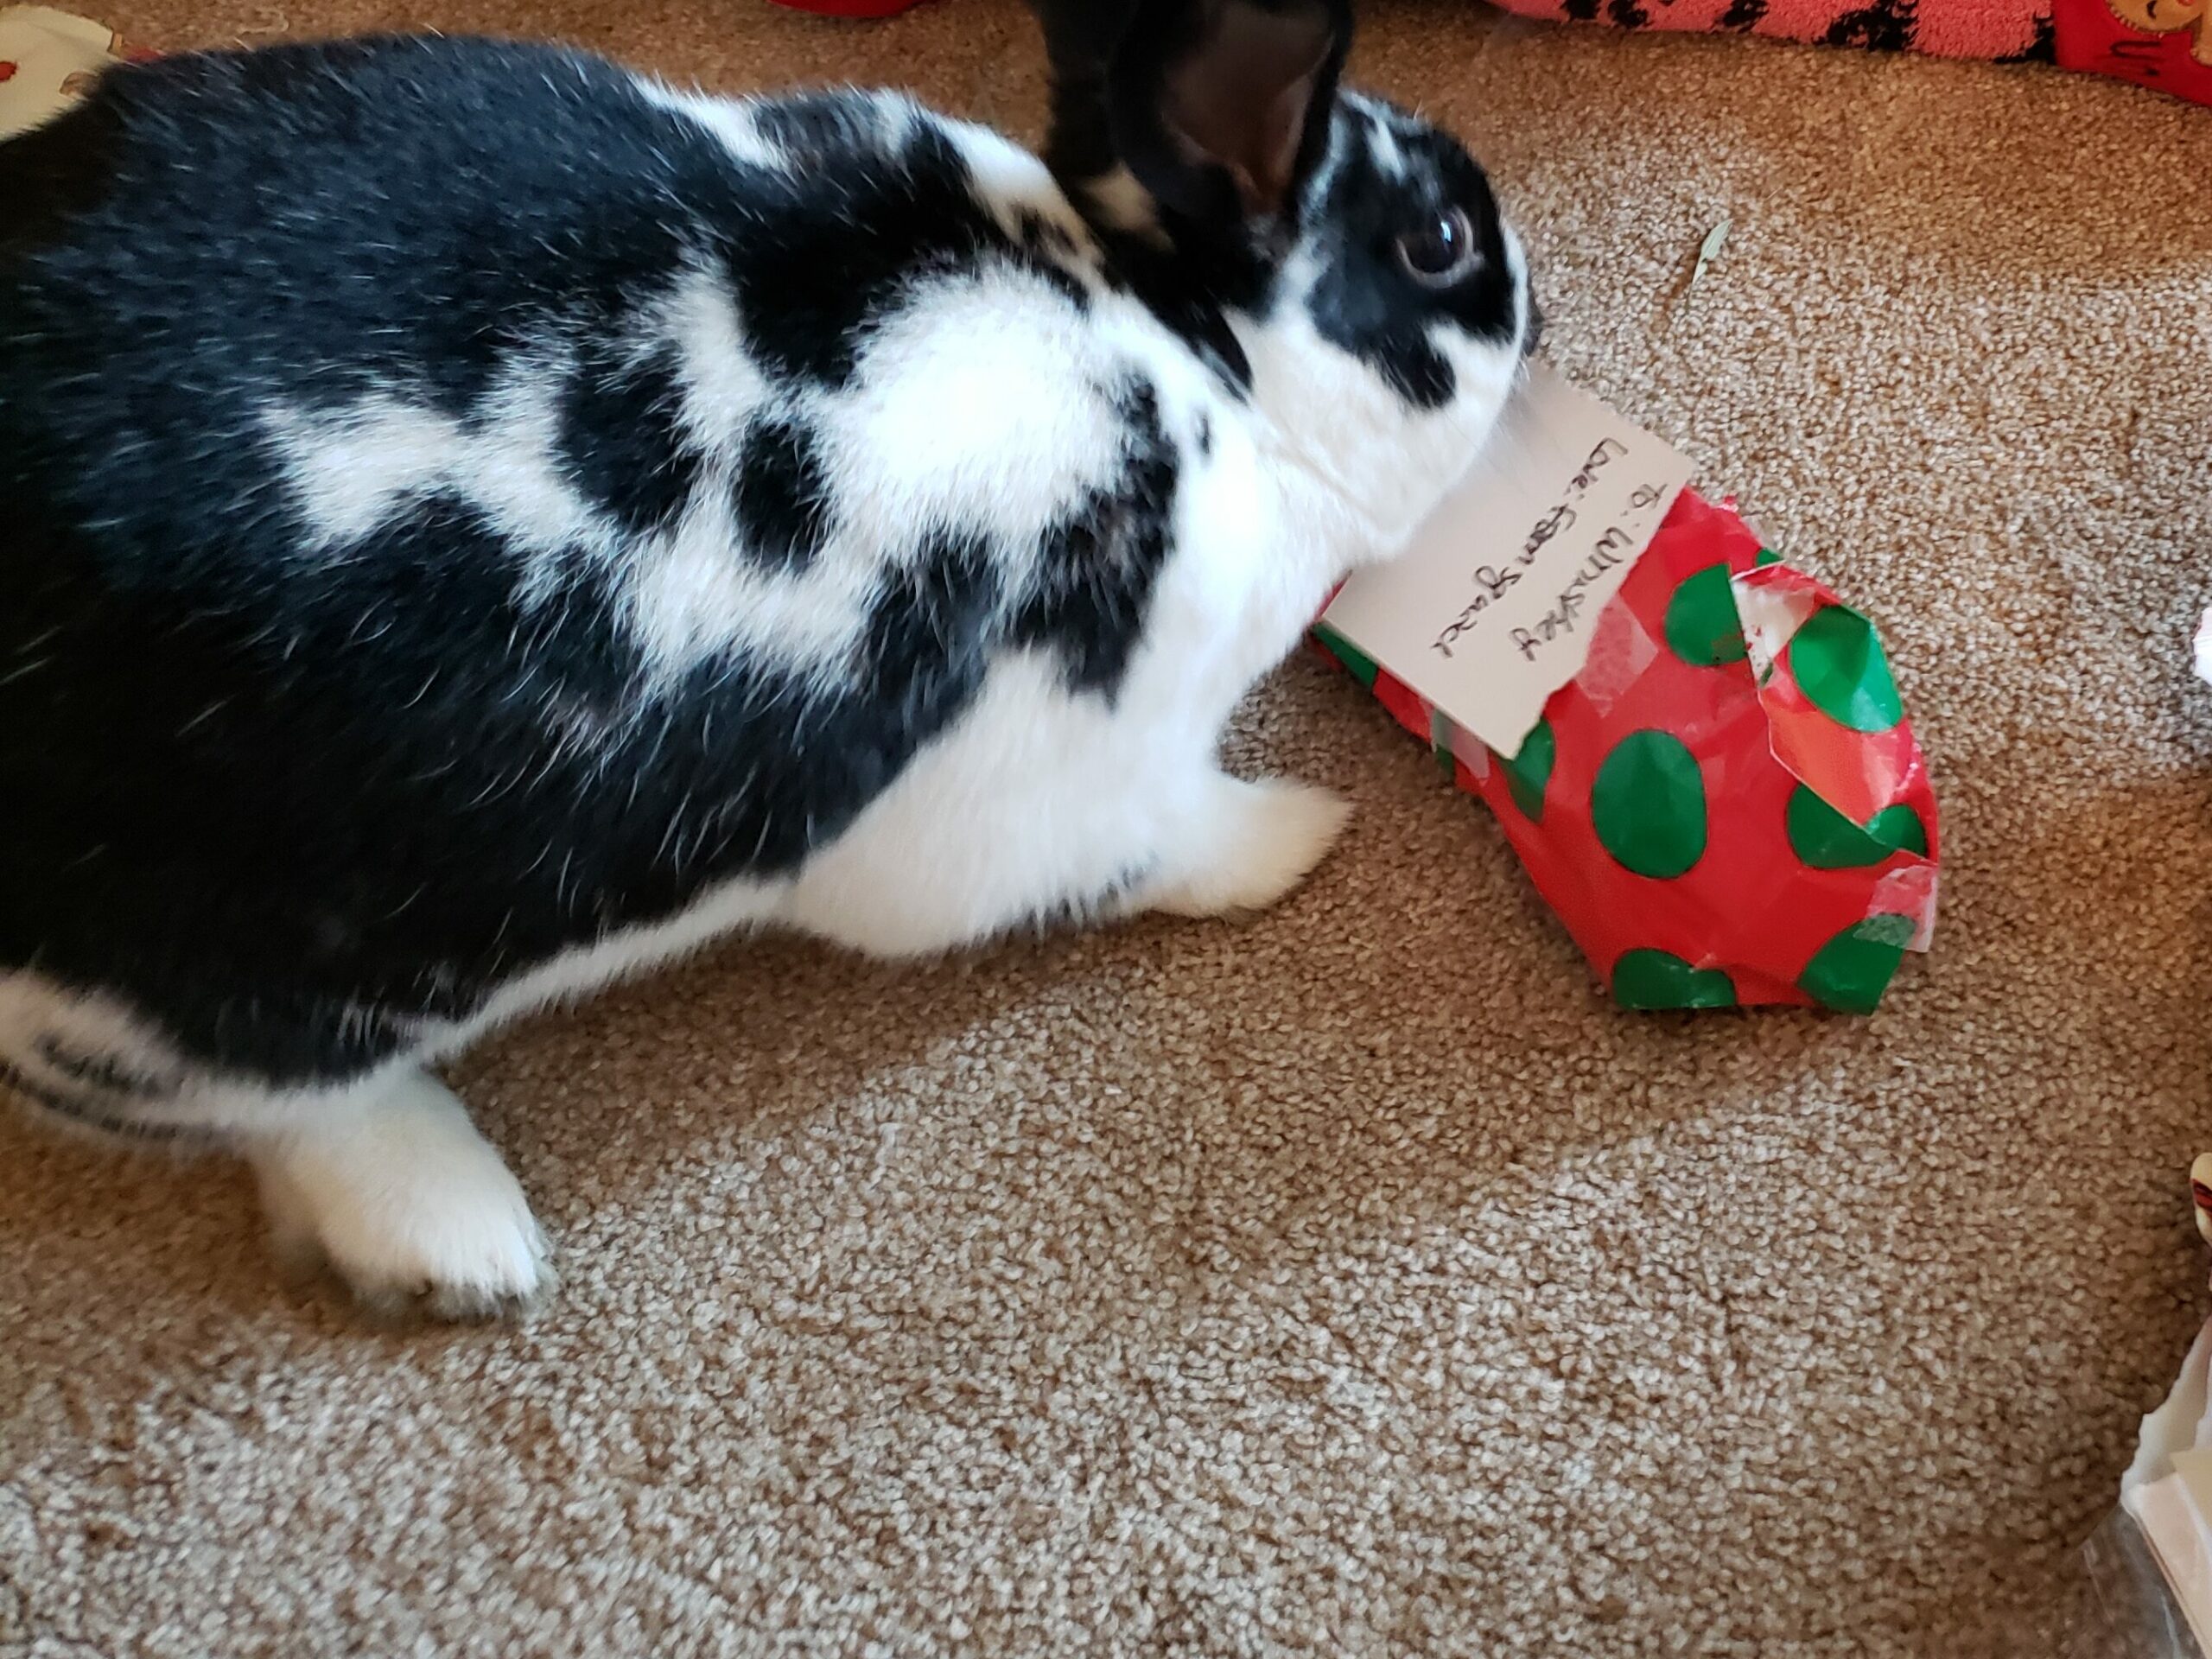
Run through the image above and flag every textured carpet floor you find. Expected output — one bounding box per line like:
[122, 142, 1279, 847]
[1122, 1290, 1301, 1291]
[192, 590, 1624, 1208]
[5, 1, 2211, 1654]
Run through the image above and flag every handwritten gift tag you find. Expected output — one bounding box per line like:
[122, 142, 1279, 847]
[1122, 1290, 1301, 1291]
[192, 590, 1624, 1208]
[1319, 363, 1695, 757]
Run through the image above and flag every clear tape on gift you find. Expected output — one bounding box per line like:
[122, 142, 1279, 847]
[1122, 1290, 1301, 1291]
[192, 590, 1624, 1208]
[2057, 1503, 2204, 1659]
[2050, 1166, 2212, 1659]
[1974, 1320, 2212, 1658]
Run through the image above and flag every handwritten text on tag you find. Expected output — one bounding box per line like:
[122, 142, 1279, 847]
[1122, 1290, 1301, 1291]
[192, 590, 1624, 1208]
[1319, 362, 1695, 757]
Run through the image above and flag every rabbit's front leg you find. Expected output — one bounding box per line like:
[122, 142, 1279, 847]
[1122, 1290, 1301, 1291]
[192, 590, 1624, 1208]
[245, 1070, 551, 1320]
[1135, 772, 1353, 920]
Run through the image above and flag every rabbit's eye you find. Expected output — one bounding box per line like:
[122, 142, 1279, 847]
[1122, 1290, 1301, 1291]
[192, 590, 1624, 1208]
[1395, 209, 1478, 289]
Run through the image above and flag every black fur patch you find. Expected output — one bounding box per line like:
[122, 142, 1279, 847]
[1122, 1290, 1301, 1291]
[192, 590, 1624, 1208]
[861, 528, 998, 750]
[0, 90, 125, 259]
[1997, 12, 2056, 58]
[719, 120, 1057, 388]
[1823, 0, 1918, 49]
[730, 415, 834, 570]
[0, 459, 1021, 1086]
[561, 341, 702, 536]
[710, 110, 1099, 385]
[1301, 109, 1517, 410]
[750, 89, 885, 161]
[1014, 207, 1082, 265]
[1096, 232, 1257, 397]
[1014, 382, 1180, 697]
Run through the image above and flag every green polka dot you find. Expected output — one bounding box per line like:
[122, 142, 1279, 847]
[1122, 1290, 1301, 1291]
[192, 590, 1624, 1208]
[1613, 950, 1737, 1010]
[1790, 605, 1903, 734]
[1798, 913, 1916, 1014]
[1314, 625, 1378, 690]
[1866, 806, 1929, 856]
[1785, 786, 1932, 869]
[1663, 563, 1748, 667]
[1591, 729, 1707, 879]
[1493, 719, 1556, 822]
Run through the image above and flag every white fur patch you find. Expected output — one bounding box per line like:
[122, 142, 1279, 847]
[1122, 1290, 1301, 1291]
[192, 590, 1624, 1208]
[657, 262, 771, 449]
[944, 116, 1096, 251]
[1366, 111, 1407, 181]
[0, 973, 185, 1104]
[472, 359, 611, 567]
[264, 392, 466, 550]
[862, 88, 924, 154]
[824, 264, 1120, 560]
[623, 483, 872, 690]
[263, 365, 604, 569]
[630, 77, 784, 168]
[779, 649, 1176, 955]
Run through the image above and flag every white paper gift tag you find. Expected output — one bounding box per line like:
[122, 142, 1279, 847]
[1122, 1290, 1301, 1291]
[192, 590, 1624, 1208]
[0, 6, 123, 140]
[1319, 362, 1696, 758]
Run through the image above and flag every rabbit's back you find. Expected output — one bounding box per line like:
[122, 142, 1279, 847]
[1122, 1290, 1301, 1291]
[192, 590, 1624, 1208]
[1, 36, 1138, 562]
[0, 35, 1206, 1084]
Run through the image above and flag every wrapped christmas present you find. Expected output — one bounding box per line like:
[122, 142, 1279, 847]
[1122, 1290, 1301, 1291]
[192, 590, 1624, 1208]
[1315, 365, 1939, 1013]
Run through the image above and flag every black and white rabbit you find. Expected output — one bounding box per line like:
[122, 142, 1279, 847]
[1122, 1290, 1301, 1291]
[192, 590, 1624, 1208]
[0, 0, 1537, 1315]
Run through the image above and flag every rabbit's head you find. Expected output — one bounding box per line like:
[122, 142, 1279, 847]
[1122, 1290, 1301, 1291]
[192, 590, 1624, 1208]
[1028, 0, 1538, 545]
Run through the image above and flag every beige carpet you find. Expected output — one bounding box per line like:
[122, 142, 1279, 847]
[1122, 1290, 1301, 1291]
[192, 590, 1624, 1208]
[5, 1, 2211, 1653]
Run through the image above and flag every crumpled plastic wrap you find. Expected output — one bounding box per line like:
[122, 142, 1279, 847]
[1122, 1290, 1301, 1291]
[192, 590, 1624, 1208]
[2037, 1158, 2212, 1659]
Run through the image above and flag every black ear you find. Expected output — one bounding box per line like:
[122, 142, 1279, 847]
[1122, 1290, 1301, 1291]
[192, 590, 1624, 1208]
[1103, 0, 1351, 228]
[1022, 0, 1145, 205]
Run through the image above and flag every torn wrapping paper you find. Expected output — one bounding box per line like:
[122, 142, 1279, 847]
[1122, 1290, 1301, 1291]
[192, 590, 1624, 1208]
[1314, 372, 1939, 1014]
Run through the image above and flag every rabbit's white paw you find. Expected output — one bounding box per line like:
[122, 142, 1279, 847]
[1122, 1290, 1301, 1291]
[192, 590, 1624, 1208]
[250, 1071, 551, 1321]
[1147, 776, 1353, 919]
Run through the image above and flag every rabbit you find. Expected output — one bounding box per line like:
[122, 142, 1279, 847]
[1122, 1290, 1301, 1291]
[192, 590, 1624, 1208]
[0, 0, 1538, 1318]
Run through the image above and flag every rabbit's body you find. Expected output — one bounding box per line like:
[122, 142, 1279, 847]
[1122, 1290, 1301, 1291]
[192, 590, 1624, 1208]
[1, 16, 1533, 1314]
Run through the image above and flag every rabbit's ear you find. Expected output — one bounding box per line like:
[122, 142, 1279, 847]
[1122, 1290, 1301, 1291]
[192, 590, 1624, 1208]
[1027, 0, 1349, 232]
[1114, 0, 1346, 224]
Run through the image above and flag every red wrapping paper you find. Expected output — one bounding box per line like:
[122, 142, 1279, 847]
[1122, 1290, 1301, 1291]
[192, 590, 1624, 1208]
[1316, 489, 1939, 1013]
[2052, 0, 2212, 105]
